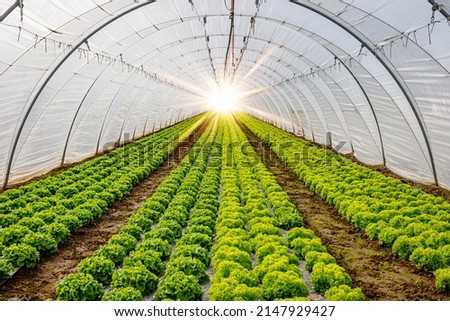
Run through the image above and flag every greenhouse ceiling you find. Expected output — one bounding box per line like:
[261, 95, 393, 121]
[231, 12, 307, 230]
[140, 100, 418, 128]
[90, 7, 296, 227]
[0, 0, 449, 189]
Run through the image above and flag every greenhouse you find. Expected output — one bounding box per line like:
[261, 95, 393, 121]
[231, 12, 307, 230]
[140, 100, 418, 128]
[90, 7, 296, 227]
[0, 0, 450, 306]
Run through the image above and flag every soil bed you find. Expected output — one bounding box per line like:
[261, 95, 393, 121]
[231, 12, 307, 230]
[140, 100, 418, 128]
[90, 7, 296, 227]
[239, 121, 448, 301]
[0, 121, 209, 301]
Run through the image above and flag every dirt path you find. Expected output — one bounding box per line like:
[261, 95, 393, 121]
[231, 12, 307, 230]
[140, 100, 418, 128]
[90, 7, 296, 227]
[239, 121, 448, 301]
[0, 121, 209, 301]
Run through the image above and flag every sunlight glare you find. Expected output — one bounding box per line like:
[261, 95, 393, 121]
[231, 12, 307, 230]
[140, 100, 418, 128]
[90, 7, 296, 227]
[208, 86, 240, 112]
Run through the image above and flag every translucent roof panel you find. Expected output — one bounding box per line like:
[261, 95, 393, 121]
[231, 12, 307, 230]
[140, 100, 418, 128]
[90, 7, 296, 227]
[0, 0, 449, 190]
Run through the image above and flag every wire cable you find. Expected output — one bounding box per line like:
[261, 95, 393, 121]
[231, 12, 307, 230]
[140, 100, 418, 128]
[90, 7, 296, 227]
[190, 0, 220, 86]
[231, 1, 262, 84]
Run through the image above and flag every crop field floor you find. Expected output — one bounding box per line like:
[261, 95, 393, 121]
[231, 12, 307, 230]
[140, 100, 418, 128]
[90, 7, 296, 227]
[1, 116, 448, 301]
[0, 121, 209, 301]
[238, 120, 448, 301]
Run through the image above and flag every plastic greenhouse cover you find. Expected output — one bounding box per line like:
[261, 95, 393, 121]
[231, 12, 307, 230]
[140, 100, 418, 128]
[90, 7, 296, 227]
[0, 0, 449, 190]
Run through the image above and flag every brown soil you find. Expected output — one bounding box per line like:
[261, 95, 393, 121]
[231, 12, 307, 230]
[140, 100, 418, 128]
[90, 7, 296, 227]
[0, 121, 209, 301]
[239, 121, 449, 301]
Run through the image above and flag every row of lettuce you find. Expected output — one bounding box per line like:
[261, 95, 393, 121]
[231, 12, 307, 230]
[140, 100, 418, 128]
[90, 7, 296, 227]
[55, 117, 221, 300]
[239, 113, 450, 294]
[53, 115, 363, 301]
[208, 116, 363, 301]
[0, 115, 207, 280]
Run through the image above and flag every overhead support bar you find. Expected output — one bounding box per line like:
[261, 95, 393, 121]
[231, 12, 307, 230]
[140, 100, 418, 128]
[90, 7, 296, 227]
[0, 0, 23, 22]
[429, 0, 450, 20]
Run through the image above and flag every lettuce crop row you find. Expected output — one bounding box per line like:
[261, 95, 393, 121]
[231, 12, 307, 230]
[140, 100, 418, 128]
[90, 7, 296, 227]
[209, 117, 261, 300]
[239, 113, 450, 293]
[154, 118, 223, 301]
[55, 117, 219, 301]
[208, 115, 362, 301]
[0, 115, 207, 279]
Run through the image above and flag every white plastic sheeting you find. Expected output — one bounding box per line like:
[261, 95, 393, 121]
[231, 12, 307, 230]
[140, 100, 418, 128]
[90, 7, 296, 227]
[0, 0, 449, 189]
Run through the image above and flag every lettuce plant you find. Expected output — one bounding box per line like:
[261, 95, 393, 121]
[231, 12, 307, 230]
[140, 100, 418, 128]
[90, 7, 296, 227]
[165, 257, 208, 282]
[55, 215, 81, 233]
[305, 251, 337, 272]
[38, 223, 70, 245]
[311, 263, 352, 294]
[137, 238, 171, 259]
[108, 233, 138, 254]
[102, 287, 143, 301]
[23, 232, 58, 255]
[262, 271, 309, 300]
[434, 268, 450, 293]
[3, 244, 40, 268]
[93, 244, 127, 266]
[56, 273, 104, 301]
[0, 225, 33, 246]
[324, 285, 365, 301]
[154, 272, 203, 301]
[77, 257, 115, 285]
[0, 260, 14, 279]
[123, 250, 165, 275]
[410, 248, 445, 271]
[171, 245, 210, 267]
[111, 266, 158, 295]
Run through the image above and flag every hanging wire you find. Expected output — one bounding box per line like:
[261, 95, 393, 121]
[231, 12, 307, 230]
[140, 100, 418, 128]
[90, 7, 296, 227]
[223, 0, 236, 84]
[9, 26, 200, 95]
[18, 0, 23, 22]
[224, 0, 231, 11]
[230, 0, 263, 84]
[189, 0, 220, 86]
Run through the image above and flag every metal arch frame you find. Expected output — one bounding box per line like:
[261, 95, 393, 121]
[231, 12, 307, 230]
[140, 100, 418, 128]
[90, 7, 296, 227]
[61, 68, 124, 163]
[28, 31, 336, 179]
[231, 68, 290, 128]
[230, 16, 383, 161]
[289, 0, 438, 184]
[220, 16, 384, 158]
[0, 0, 22, 22]
[224, 36, 353, 141]
[124, 26, 385, 155]
[115, 76, 151, 146]
[97, 73, 194, 153]
[343, 0, 450, 77]
[116, 77, 193, 144]
[4, 0, 437, 187]
[95, 72, 141, 154]
[16, 36, 285, 173]
[215, 59, 309, 131]
[117, 77, 159, 143]
[168, 38, 338, 138]
[297, 27, 422, 163]
[57, 33, 358, 170]
[306, 37, 431, 170]
[161, 47, 302, 129]
[3, 0, 158, 188]
[66, 38, 211, 153]
[332, 54, 386, 165]
[229, 76, 284, 128]
[7, 11, 352, 182]
[61, 72, 103, 166]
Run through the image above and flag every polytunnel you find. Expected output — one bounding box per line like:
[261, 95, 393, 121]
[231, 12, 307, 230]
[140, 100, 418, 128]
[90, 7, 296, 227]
[3, 0, 450, 307]
[1, 0, 450, 189]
